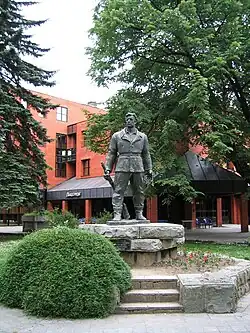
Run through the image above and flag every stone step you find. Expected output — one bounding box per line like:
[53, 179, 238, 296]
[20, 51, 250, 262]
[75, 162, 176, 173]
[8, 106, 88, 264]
[132, 275, 178, 289]
[116, 302, 183, 314]
[122, 289, 180, 303]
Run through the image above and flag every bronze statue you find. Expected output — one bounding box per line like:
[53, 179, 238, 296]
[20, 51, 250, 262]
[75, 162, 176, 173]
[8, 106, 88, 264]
[104, 112, 152, 221]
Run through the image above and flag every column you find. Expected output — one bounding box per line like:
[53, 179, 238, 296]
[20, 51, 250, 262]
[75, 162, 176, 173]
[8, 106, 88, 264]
[191, 200, 196, 229]
[216, 198, 223, 227]
[146, 196, 158, 223]
[62, 200, 68, 212]
[236, 197, 241, 224]
[230, 196, 238, 224]
[47, 201, 53, 211]
[146, 198, 151, 222]
[240, 194, 249, 232]
[85, 199, 92, 224]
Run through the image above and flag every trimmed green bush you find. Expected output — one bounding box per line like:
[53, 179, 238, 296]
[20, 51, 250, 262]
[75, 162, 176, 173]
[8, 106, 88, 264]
[0, 227, 131, 318]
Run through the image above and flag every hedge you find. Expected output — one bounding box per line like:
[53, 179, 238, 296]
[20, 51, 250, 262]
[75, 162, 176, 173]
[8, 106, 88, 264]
[0, 227, 131, 318]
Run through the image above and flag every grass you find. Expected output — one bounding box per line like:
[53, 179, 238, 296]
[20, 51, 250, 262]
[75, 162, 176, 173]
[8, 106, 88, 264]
[182, 242, 250, 260]
[0, 234, 24, 242]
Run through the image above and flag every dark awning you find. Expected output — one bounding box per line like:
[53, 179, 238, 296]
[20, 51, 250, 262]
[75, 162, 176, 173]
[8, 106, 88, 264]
[47, 152, 247, 201]
[47, 176, 132, 201]
[184, 151, 247, 195]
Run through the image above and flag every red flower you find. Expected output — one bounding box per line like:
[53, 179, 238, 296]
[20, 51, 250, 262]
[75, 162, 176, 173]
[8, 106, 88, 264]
[189, 253, 193, 259]
[203, 255, 208, 263]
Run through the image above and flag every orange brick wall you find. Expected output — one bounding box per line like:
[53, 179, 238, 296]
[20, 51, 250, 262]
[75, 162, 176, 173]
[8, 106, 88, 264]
[76, 121, 105, 179]
[30, 92, 104, 188]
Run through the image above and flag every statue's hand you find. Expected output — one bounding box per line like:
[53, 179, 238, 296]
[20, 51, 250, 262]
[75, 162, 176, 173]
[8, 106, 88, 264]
[145, 170, 153, 184]
[103, 170, 110, 180]
[145, 169, 153, 178]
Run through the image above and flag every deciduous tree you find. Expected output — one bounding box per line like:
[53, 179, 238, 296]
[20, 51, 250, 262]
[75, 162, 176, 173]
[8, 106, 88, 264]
[86, 0, 250, 199]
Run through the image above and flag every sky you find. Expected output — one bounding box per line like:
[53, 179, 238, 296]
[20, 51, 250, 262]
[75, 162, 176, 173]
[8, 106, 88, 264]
[22, 0, 120, 105]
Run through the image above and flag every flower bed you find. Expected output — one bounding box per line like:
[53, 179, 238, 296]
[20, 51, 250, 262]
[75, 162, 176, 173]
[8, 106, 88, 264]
[153, 249, 235, 274]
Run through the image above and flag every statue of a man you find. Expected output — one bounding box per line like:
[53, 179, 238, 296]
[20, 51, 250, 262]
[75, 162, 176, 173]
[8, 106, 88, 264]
[104, 112, 152, 221]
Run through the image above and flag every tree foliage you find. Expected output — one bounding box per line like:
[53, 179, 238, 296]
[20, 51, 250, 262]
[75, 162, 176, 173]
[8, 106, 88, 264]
[0, 0, 55, 208]
[86, 0, 250, 200]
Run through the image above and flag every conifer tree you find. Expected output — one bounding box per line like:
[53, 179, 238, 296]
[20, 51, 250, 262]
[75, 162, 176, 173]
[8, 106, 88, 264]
[0, 0, 55, 209]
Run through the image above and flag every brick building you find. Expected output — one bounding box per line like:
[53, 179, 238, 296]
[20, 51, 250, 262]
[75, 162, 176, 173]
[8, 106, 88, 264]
[1, 92, 248, 230]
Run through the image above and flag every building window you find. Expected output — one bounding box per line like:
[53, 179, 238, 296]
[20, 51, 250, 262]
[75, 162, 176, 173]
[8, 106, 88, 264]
[55, 163, 66, 177]
[56, 133, 67, 149]
[81, 131, 86, 147]
[56, 106, 68, 122]
[82, 159, 90, 176]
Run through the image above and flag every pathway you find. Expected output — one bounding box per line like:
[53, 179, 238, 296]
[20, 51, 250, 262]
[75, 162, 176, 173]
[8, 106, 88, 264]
[0, 293, 250, 333]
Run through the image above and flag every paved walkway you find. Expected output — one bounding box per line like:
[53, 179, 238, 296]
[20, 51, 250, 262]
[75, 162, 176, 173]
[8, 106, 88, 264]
[0, 293, 250, 333]
[185, 224, 250, 244]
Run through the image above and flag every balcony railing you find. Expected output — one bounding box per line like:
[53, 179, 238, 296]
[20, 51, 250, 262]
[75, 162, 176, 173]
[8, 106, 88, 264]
[56, 148, 67, 163]
[67, 124, 77, 135]
[56, 148, 76, 163]
[66, 148, 76, 162]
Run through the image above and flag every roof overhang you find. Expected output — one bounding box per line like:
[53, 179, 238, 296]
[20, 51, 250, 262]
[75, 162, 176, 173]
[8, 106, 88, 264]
[185, 151, 247, 195]
[47, 176, 131, 201]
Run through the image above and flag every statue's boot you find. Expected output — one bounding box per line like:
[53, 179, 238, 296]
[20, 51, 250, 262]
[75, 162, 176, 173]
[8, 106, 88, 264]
[113, 211, 122, 221]
[136, 210, 147, 220]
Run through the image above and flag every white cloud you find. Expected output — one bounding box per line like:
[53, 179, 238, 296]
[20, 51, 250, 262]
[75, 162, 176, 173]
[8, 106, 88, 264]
[22, 0, 122, 104]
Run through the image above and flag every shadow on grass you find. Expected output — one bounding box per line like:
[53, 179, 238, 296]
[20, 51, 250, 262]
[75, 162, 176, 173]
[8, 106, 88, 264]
[0, 234, 25, 242]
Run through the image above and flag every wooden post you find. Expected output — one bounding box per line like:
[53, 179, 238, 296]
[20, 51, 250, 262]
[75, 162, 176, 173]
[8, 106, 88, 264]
[240, 194, 249, 232]
[191, 200, 196, 229]
[230, 196, 238, 224]
[216, 198, 223, 227]
[236, 197, 241, 225]
[146, 198, 152, 222]
[47, 201, 53, 212]
[62, 200, 68, 212]
[146, 197, 158, 222]
[85, 199, 92, 224]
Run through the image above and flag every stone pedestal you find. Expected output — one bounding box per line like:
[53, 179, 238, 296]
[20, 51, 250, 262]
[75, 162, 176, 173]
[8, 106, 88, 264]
[22, 215, 47, 232]
[107, 219, 150, 225]
[81, 222, 185, 267]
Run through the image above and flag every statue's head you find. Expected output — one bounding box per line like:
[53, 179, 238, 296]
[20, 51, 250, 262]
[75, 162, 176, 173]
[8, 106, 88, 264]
[125, 112, 137, 128]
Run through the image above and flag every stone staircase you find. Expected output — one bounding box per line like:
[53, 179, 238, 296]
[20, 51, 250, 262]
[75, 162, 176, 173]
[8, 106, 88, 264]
[116, 276, 183, 314]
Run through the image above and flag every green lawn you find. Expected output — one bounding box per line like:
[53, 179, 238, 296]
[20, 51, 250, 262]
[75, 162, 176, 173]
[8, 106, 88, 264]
[182, 242, 250, 260]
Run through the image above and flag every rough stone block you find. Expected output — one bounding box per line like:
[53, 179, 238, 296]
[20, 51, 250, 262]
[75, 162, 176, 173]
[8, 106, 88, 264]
[170, 247, 177, 259]
[107, 219, 150, 225]
[178, 274, 204, 313]
[161, 237, 184, 249]
[130, 239, 162, 252]
[81, 224, 139, 239]
[121, 251, 162, 267]
[139, 223, 184, 239]
[204, 282, 237, 313]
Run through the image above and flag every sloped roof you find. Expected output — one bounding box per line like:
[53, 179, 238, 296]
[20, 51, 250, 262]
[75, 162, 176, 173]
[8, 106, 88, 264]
[184, 151, 247, 194]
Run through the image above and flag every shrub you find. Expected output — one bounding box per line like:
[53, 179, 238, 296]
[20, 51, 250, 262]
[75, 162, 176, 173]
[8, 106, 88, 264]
[44, 209, 79, 229]
[91, 209, 113, 224]
[0, 227, 131, 318]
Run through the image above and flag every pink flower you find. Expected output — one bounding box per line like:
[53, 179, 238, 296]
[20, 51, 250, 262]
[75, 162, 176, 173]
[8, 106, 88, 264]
[203, 255, 208, 263]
